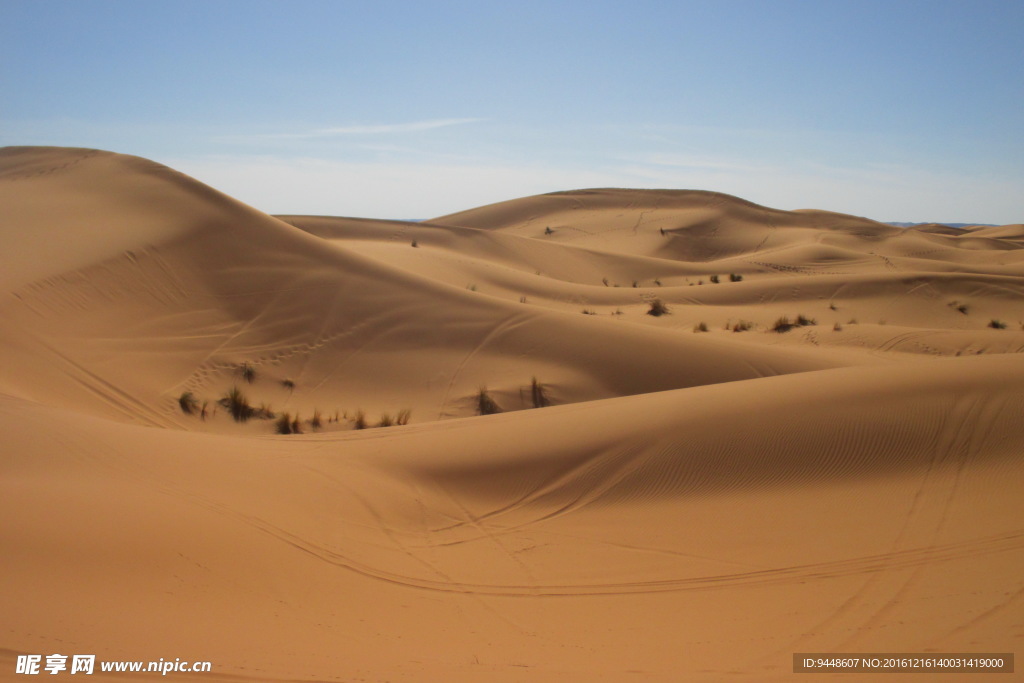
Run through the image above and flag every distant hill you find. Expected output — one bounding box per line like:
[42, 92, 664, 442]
[886, 222, 997, 229]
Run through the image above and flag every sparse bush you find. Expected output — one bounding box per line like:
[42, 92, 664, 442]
[276, 413, 293, 435]
[613, 308, 623, 316]
[730, 273, 743, 282]
[833, 322, 843, 331]
[544, 226, 554, 235]
[353, 410, 367, 430]
[519, 296, 527, 303]
[710, 274, 720, 284]
[582, 308, 596, 315]
[848, 318, 858, 325]
[178, 391, 199, 415]
[732, 320, 753, 332]
[281, 379, 295, 390]
[378, 413, 394, 428]
[254, 403, 276, 420]
[654, 278, 662, 286]
[772, 316, 794, 333]
[949, 301, 969, 315]
[310, 409, 322, 429]
[396, 409, 412, 426]
[467, 284, 477, 291]
[477, 388, 502, 415]
[647, 299, 670, 317]
[530, 377, 550, 408]
[796, 314, 817, 327]
[291, 414, 302, 434]
[200, 400, 209, 420]
[602, 277, 609, 287]
[829, 302, 837, 311]
[240, 362, 256, 384]
[411, 239, 418, 248]
[221, 386, 253, 422]
[989, 319, 1007, 329]
[693, 321, 708, 332]
[632, 280, 639, 288]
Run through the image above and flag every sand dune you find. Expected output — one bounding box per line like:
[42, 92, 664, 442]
[2, 147, 1022, 681]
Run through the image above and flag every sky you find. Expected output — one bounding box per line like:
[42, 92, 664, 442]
[2, 0, 1022, 223]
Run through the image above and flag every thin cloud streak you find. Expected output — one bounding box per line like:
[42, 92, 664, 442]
[217, 118, 484, 143]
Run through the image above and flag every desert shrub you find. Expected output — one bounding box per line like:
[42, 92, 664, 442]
[544, 226, 554, 235]
[772, 316, 794, 333]
[732, 320, 753, 332]
[796, 314, 817, 326]
[989, 319, 1007, 329]
[519, 296, 527, 303]
[477, 388, 502, 415]
[200, 400, 209, 420]
[949, 301, 969, 315]
[240, 362, 256, 384]
[530, 377, 550, 408]
[847, 318, 858, 325]
[693, 321, 708, 332]
[729, 273, 743, 282]
[396, 409, 412, 426]
[602, 277, 609, 287]
[411, 239, 418, 247]
[254, 403, 276, 420]
[632, 280, 639, 288]
[582, 308, 596, 315]
[833, 322, 843, 331]
[310, 409, 322, 429]
[178, 391, 198, 415]
[276, 413, 293, 434]
[281, 379, 295, 390]
[378, 413, 394, 428]
[654, 278, 662, 286]
[710, 274, 720, 284]
[353, 410, 367, 430]
[829, 302, 837, 310]
[647, 299, 670, 317]
[467, 284, 477, 291]
[291, 414, 302, 434]
[221, 386, 253, 422]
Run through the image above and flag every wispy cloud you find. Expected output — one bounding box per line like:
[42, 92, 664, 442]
[218, 118, 484, 143]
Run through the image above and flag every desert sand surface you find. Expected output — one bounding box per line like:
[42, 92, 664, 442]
[2, 146, 1022, 681]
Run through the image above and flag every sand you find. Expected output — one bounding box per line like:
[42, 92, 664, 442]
[2, 146, 1022, 681]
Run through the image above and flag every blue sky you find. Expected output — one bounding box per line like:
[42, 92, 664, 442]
[3, 0, 1022, 223]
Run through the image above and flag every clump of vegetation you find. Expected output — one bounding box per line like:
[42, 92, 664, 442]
[254, 402, 276, 420]
[989, 319, 1007, 329]
[772, 314, 817, 333]
[582, 308, 597, 315]
[654, 278, 662, 286]
[200, 400, 209, 420]
[411, 239, 418, 248]
[729, 273, 743, 282]
[847, 318, 859, 325]
[833, 322, 843, 332]
[396, 409, 412, 426]
[519, 296, 527, 303]
[829, 302, 837, 311]
[544, 226, 554, 235]
[310, 409, 322, 430]
[240, 362, 256, 384]
[178, 391, 199, 415]
[221, 386, 254, 422]
[291, 414, 302, 434]
[276, 412, 294, 434]
[353, 410, 367, 430]
[281, 378, 295, 390]
[796, 314, 817, 327]
[647, 299, 670, 317]
[949, 300, 969, 315]
[477, 388, 502, 415]
[632, 280, 639, 288]
[467, 284, 477, 291]
[613, 308, 623, 316]
[530, 377, 550, 408]
[709, 274, 720, 284]
[693, 321, 709, 333]
[378, 413, 394, 427]
[602, 277, 610, 287]
[731, 320, 753, 332]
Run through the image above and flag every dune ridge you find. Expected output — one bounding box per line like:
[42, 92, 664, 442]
[2, 146, 1022, 681]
